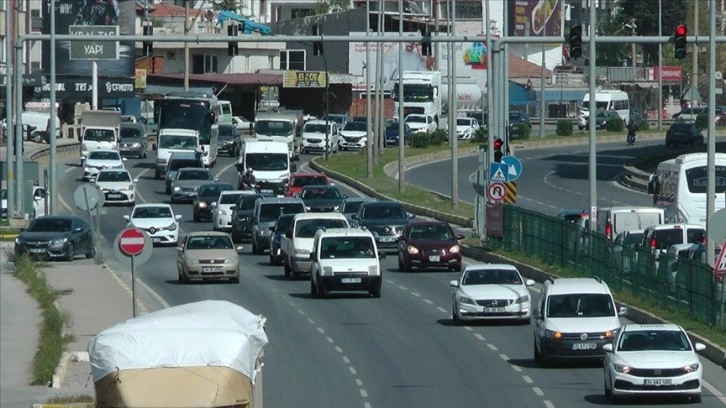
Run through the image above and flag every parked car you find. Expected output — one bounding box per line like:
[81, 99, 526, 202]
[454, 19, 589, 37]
[124, 204, 182, 246]
[397, 220, 465, 272]
[176, 232, 243, 284]
[14, 215, 95, 261]
[557, 209, 588, 225]
[715, 106, 726, 125]
[118, 122, 148, 159]
[451, 117, 481, 140]
[508, 110, 532, 130]
[384, 121, 412, 147]
[665, 122, 705, 147]
[217, 124, 241, 157]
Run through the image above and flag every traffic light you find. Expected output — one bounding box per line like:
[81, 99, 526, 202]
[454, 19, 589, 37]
[312, 23, 323, 56]
[227, 24, 239, 56]
[420, 27, 432, 56]
[143, 24, 153, 57]
[569, 24, 583, 59]
[674, 24, 687, 60]
[493, 138, 504, 163]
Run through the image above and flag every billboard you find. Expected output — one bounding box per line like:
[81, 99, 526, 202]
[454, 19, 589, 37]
[509, 0, 563, 37]
[42, 0, 136, 78]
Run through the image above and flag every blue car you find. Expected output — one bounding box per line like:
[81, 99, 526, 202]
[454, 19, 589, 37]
[384, 121, 412, 147]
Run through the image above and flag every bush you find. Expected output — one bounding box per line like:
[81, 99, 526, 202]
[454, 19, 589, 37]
[556, 120, 573, 136]
[606, 118, 624, 132]
[695, 113, 708, 130]
[638, 119, 650, 131]
[472, 128, 487, 143]
[430, 129, 447, 146]
[409, 132, 431, 148]
[510, 123, 531, 139]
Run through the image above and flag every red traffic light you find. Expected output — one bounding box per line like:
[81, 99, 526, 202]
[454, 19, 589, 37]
[493, 138, 503, 150]
[675, 24, 687, 37]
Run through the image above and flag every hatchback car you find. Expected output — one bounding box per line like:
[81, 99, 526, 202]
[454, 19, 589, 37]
[665, 122, 705, 147]
[176, 232, 243, 284]
[508, 110, 532, 138]
[384, 121, 412, 147]
[217, 124, 241, 157]
[449, 264, 534, 325]
[231, 193, 271, 243]
[405, 113, 437, 134]
[397, 221, 465, 272]
[83, 150, 126, 181]
[212, 190, 251, 232]
[285, 172, 331, 197]
[603, 323, 705, 403]
[298, 185, 345, 212]
[14, 216, 95, 261]
[193, 183, 234, 222]
[94, 168, 138, 206]
[118, 122, 147, 159]
[124, 204, 182, 246]
[170, 168, 216, 203]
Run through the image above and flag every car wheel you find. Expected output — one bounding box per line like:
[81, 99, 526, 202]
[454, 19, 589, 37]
[252, 239, 261, 255]
[451, 263, 462, 272]
[284, 259, 291, 278]
[452, 304, 460, 324]
[64, 243, 75, 262]
[604, 377, 612, 401]
[402, 258, 412, 272]
[155, 169, 161, 179]
[316, 277, 326, 298]
[165, 185, 170, 194]
[397, 255, 405, 271]
[178, 269, 188, 284]
[85, 244, 96, 259]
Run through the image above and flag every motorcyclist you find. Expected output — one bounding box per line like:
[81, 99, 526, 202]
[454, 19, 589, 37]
[240, 167, 256, 190]
[626, 119, 637, 145]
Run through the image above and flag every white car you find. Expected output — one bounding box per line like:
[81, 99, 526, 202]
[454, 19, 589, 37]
[338, 121, 368, 151]
[449, 263, 534, 325]
[232, 115, 253, 131]
[452, 117, 481, 140]
[123, 204, 182, 246]
[83, 149, 126, 181]
[302, 120, 339, 154]
[212, 190, 253, 232]
[94, 169, 138, 205]
[603, 323, 705, 403]
[1, 186, 47, 219]
[405, 113, 437, 134]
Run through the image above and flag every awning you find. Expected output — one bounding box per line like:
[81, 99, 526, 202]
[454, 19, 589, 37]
[141, 84, 215, 96]
[532, 88, 588, 103]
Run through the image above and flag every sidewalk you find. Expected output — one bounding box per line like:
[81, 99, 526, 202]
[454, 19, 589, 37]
[0, 242, 136, 407]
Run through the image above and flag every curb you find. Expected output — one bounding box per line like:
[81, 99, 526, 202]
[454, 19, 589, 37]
[51, 351, 89, 390]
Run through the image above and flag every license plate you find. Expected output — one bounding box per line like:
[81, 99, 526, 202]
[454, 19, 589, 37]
[429, 255, 440, 262]
[380, 236, 396, 242]
[152, 237, 161, 243]
[572, 343, 597, 350]
[483, 307, 505, 313]
[260, 189, 273, 193]
[202, 267, 222, 273]
[108, 193, 122, 199]
[28, 248, 45, 253]
[644, 378, 672, 386]
[341, 278, 361, 283]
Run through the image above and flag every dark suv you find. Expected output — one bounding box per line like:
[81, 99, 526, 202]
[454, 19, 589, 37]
[665, 122, 705, 147]
[351, 200, 415, 252]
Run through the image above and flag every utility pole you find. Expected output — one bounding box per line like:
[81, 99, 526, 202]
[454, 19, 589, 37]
[707, 0, 717, 268]
[692, 0, 699, 106]
[184, 0, 190, 91]
[449, 0, 458, 210]
[49, 0, 57, 214]
[397, 0, 405, 192]
[657, 0, 662, 130]
[5, 0, 15, 217]
[366, 0, 373, 177]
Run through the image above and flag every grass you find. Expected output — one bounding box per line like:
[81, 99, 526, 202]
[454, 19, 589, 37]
[10, 253, 74, 385]
[44, 395, 94, 406]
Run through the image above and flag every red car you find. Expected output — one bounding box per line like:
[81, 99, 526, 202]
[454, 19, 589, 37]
[285, 172, 331, 197]
[397, 221, 465, 272]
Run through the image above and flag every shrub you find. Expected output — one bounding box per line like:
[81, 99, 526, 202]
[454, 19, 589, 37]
[606, 118, 624, 132]
[695, 113, 708, 130]
[409, 132, 431, 148]
[511, 123, 531, 139]
[430, 129, 447, 146]
[472, 128, 487, 143]
[556, 120, 573, 136]
[638, 119, 650, 131]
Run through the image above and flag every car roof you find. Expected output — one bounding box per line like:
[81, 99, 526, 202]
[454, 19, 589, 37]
[219, 190, 248, 195]
[257, 196, 304, 204]
[120, 122, 145, 131]
[344, 197, 377, 202]
[545, 277, 611, 295]
[409, 220, 451, 228]
[134, 203, 172, 208]
[178, 167, 210, 172]
[645, 223, 704, 231]
[88, 149, 120, 154]
[362, 200, 402, 207]
[185, 231, 232, 238]
[464, 263, 518, 272]
[316, 227, 373, 238]
[293, 212, 347, 221]
[34, 215, 78, 221]
[292, 172, 327, 178]
[302, 184, 336, 190]
[305, 120, 334, 125]
[621, 323, 682, 332]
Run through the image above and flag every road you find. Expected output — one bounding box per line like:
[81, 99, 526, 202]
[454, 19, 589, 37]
[51, 147, 726, 408]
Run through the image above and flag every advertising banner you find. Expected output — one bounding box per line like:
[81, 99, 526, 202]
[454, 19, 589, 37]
[509, 0, 563, 37]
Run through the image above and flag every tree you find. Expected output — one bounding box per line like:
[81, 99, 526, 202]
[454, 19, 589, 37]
[211, 0, 239, 13]
[313, 0, 350, 15]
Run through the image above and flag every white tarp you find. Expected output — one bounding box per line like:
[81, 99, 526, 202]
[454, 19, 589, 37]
[88, 300, 268, 383]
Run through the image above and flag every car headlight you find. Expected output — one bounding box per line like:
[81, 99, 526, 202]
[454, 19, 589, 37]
[333, 206, 340, 211]
[407, 245, 419, 255]
[323, 266, 333, 274]
[193, 187, 199, 192]
[197, 202, 207, 208]
[613, 363, 631, 374]
[305, 206, 312, 211]
[15, 237, 24, 245]
[260, 229, 271, 236]
[50, 237, 68, 246]
[449, 245, 460, 254]
[132, 142, 142, 148]
[294, 249, 310, 256]
[682, 363, 700, 373]
[186, 258, 199, 265]
[166, 222, 177, 231]
[98, 186, 108, 192]
[173, 187, 181, 192]
[157, 158, 167, 165]
[456, 294, 475, 305]
[224, 257, 237, 264]
[605, 328, 619, 338]
[515, 294, 530, 304]
[368, 265, 378, 274]
[545, 329, 562, 339]
[122, 184, 134, 191]
[278, 173, 289, 181]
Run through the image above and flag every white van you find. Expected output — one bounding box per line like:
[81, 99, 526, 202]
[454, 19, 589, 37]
[578, 90, 630, 130]
[218, 100, 234, 125]
[154, 128, 200, 179]
[236, 140, 297, 195]
[596, 206, 665, 242]
[1, 112, 61, 143]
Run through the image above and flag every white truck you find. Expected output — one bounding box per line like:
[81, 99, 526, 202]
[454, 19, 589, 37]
[281, 212, 349, 279]
[392, 71, 443, 126]
[80, 110, 121, 163]
[253, 109, 304, 160]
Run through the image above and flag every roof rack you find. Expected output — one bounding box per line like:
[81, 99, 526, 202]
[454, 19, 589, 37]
[546, 277, 556, 285]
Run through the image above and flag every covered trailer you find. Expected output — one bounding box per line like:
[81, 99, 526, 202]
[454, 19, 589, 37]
[89, 300, 267, 408]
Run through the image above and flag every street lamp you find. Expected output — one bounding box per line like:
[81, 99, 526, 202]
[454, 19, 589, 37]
[624, 18, 637, 66]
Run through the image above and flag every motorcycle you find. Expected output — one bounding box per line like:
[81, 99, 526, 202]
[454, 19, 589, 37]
[627, 129, 636, 146]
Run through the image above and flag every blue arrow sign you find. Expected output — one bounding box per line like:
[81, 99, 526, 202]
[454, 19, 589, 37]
[500, 155, 522, 181]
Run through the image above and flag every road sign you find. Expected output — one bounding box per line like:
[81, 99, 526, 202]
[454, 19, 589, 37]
[716, 240, 726, 275]
[119, 228, 147, 256]
[500, 155, 522, 181]
[487, 182, 506, 202]
[73, 184, 103, 211]
[710, 208, 726, 245]
[69, 25, 119, 60]
[113, 229, 153, 267]
[489, 163, 508, 182]
[504, 181, 518, 204]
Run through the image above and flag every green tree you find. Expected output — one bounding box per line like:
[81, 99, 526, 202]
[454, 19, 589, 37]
[211, 0, 239, 12]
[313, 0, 351, 15]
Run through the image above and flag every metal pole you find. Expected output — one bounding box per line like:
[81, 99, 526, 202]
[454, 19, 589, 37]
[588, 0, 597, 231]
[49, 0, 57, 214]
[366, 0, 373, 178]
[657, 0, 662, 131]
[374, 0, 384, 163]
[631, 21, 636, 67]
[692, 0, 698, 107]
[450, 0, 457, 210]
[503, 0, 509, 152]
[434, 0, 439, 70]
[324, 52, 329, 161]
[131, 255, 137, 317]
[397, 0, 405, 192]
[5, 0, 14, 217]
[14, 40, 23, 218]
[539, 20, 545, 138]
[184, 0, 190, 91]
[707, 0, 717, 267]
[485, 2, 493, 167]
[91, 61, 98, 109]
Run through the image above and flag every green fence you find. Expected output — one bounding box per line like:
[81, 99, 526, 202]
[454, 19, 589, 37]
[486, 206, 726, 329]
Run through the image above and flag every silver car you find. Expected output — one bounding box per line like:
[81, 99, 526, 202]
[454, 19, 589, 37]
[170, 168, 216, 204]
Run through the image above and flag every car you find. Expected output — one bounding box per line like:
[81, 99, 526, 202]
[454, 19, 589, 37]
[320, 113, 352, 130]
[118, 122, 148, 159]
[0, 188, 6, 219]
[508, 110, 532, 138]
[217, 124, 241, 157]
[14, 215, 95, 261]
[301, 120, 339, 154]
[611, 229, 645, 275]
[82, 150, 126, 181]
[587, 110, 622, 130]
[170, 168, 216, 204]
[641, 223, 706, 272]
[1, 186, 48, 220]
[212, 190, 252, 232]
[338, 120, 368, 151]
[232, 115, 253, 132]
[397, 221, 465, 272]
[672, 107, 706, 122]
[351, 200, 415, 252]
[250, 196, 307, 254]
[602, 323, 706, 403]
[176, 232, 243, 284]
[449, 264, 534, 324]
[466, 111, 488, 132]
[451, 117, 481, 140]
[384, 121, 412, 147]
[405, 113, 437, 134]
[269, 213, 295, 266]
[124, 204, 182, 246]
[285, 172, 331, 197]
[338, 197, 378, 223]
[164, 152, 205, 194]
[230, 193, 272, 243]
[715, 106, 726, 125]
[298, 185, 346, 212]
[557, 209, 588, 225]
[94, 168, 138, 206]
[192, 183, 234, 222]
[665, 122, 705, 147]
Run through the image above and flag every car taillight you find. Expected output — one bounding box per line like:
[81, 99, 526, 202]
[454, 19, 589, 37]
[650, 237, 657, 249]
[605, 224, 612, 240]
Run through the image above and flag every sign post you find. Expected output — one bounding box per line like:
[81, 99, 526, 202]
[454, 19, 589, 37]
[114, 228, 153, 317]
[69, 25, 119, 109]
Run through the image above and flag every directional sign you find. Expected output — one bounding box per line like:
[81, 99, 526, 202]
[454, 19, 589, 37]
[489, 163, 508, 182]
[487, 182, 507, 202]
[119, 228, 147, 256]
[69, 25, 119, 60]
[500, 155, 523, 182]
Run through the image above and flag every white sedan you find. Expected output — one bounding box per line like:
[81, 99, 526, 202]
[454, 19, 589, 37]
[449, 263, 534, 325]
[212, 190, 253, 232]
[232, 115, 253, 132]
[94, 169, 138, 205]
[83, 149, 126, 181]
[603, 323, 705, 404]
[124, 204, 182, 246]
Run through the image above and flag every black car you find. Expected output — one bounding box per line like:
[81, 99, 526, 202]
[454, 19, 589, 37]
[339, 197, 378, 223]
[217, 124, 241, 157]
[351, 200, 415, 251]
[269, 213, 295, 266]
[508, 110, 532, 139]
[298, 185, 346, 212]
[665, 122, 705, 147]
[192, 183, 234, 222]
[231, 193, 272, 242]
[14, 216, 95, 261]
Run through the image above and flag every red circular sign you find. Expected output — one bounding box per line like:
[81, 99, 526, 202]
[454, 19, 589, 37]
[119, 228, 146, 256]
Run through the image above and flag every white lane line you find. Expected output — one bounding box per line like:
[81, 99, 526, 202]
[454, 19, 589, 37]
[133, 272, 171, 309]
[398, 285, 408, 290]
[486, 343, 498, 351]
[217, 161, 238, 179]
[499, 353, 509, 361]
[464, 326, 473, 331]
[533, 387, 544, 396]
[364, 402, 372, 408]
[343, 356, 351, 364]
[512, 365, 522, 372]
[334, 346, 343, 353]
[543, 400, 555, 408]
[474, 333, 486, 341]
[522, 375, 534, 384]
[436, 306, 448, 313]
[359, 389, 368, 398]
[702, 380, 726, 405]
[316, 327, 325, 334]
[411, 292, 421, 297]
[349, 366, 357, 375]
[307, 318, 315, 324]
[423, 298, 433, 304]
[356, 378, 363, 386]
[326, 336, 335, 344]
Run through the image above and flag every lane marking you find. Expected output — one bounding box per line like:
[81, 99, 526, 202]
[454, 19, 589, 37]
[486, 343, 498, 351]
[702, 380, 726, 405]
[533, 387, 544, 397]
[544, 400, 555, 408]
[522, 375, 534, 384]
[474, 333, 486, 341]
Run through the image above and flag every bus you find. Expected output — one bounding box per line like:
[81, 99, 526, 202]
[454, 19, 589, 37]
[157, 92, 220, 167]
[578, 90, 629, 130]
[647, 153, 726, 227]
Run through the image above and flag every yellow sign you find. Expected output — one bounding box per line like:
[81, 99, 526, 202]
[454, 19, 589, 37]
[283, 71, 327, 88]
[504, 181, 517, 204]
[135, 68, 147, 89]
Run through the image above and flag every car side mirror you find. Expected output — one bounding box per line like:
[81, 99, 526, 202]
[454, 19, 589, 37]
[695, 342, 706, 352]
[409, 213, 416, 219]
[377, 250, 386, 259]
[123, 215, 130, 221]
[525, 279, 535, 286]
[618, 307, 629, 317]
[448, 280, 459, 288]
[211, 202, 217, 208]
[175, 214, 182, 221]
[74, 227, 83, 232]
[235, 245, 244, 252]
[455, 234, 465, 240]
[122, 157, 128, 162]
[534, 308, 543, 319]
[176, 245, 184, 251]
[214, 178, 219, 182]
[132, 179, 139, 183]
[285, 230, 293, 239]
[602, 344, 614, 352]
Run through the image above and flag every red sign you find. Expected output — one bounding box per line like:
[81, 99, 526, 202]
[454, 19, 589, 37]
[119, 228, 146, 256]
[652, 66, 683, 82]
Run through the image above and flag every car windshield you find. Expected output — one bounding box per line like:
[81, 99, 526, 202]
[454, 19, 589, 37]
[27, 218, 72, 232]
[237, 195, 263, 211]
[304, 123, 330, 133]
[546, 294, 615, 318]
[462, 269, 522, 285]
[219, 126, 237, 139]
[361, 204, 407, 219]
[260, 203, 305, 222]
[88, 151, 120, 161]
[159, 135, 198, 149]
[301, 188, 341, 200]
[199, 184, 232, 198]
[133, 206, 172, 219]
[622, 232, 644, 246]
[408, 224, 453, 241]
[275, 215, 295, 233]
[617, 330, 691, 352]
[186, 235, 233, 250]
[342, 200, 369, 214]
[84, 129, 115, 142]
[457, 118, 473, 126]
[220, 193, 245, 204]
[1, 189, 6, 199]
[246, 153, 288, 171]
[406, 116, 426, 123]
[255, 120, 293, 136]
[292, 176, 328, 188]
[97, 171, 130, 182]
[120, 127, 143, 139]
[295, 218, 349, 238]
[344, 122, 367, 131]
[177, 170, 212, 181]
[320, 236, 375, 259]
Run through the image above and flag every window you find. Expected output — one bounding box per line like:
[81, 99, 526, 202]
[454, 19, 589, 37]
[279, 50, 305, 70]
[192, 54, 218, 74]
[291, 8, 314, 19]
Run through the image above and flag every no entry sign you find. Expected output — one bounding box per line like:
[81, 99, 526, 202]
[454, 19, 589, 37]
[119, 228, 146, 256]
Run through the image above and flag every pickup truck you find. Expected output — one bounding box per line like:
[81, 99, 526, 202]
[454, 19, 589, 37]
[280, 212, 349, 279]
